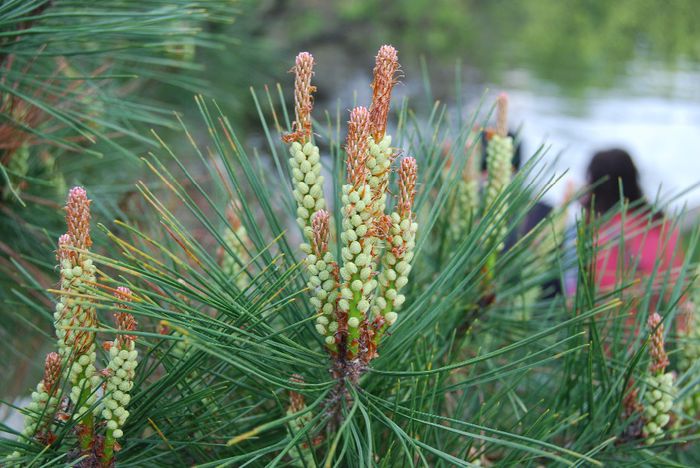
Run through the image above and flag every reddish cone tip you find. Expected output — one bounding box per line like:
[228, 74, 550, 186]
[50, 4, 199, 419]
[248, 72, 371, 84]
[345, 107, 372, 187]
[283, 52, 316, 144]
[65, 186, 92, 250]
[398, 157, 418, 217]
[311, 210, 330, 257]
[496, 93, 509, 138]
[369, 45, 400, 141]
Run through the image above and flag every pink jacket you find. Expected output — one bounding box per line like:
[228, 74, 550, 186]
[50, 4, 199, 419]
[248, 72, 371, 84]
[594, 211, 684, 296]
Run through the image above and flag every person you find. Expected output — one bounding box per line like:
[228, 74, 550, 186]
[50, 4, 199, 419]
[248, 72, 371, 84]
[584, 149, 684, 298]
[480, 129, 566, 298]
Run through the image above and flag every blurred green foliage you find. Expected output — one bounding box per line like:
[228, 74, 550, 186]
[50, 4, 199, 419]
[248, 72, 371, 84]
[268, 0, 700, 93]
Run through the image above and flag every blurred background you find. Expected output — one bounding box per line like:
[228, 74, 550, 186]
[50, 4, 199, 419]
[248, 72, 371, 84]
[153, 0, 700, 223]
[260, 0, 700, 212]
[2, 0, 699, 406]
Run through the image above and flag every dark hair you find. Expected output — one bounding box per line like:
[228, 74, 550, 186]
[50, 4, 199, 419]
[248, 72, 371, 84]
[586, 148, 646, 215]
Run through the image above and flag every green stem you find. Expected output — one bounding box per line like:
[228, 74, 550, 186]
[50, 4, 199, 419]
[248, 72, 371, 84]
[102, 429, 115, 466]
[78, 412, 94, 452]
[73, 356, 95, 452]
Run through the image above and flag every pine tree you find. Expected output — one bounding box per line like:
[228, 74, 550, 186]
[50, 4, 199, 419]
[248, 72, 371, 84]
[1, 42, 698, 466]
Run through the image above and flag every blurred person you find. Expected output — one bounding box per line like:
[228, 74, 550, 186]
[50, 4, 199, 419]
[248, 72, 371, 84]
[584, 149, 685, 315]
[481, 128, 569, 299]
[445, 125, 570, 298]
